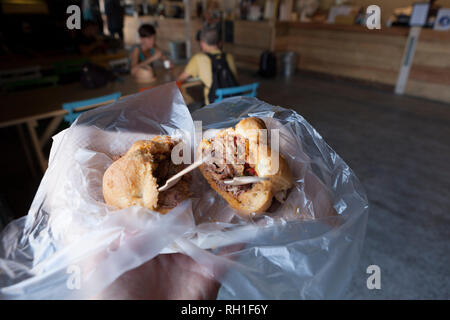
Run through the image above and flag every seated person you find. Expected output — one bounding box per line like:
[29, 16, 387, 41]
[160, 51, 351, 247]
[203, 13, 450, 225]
[130, 24, 169, 83]
[78, 21, 108, 55]
[177, 26, 238, 105]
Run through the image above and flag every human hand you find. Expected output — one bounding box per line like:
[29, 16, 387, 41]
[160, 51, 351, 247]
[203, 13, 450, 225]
[98, 253, 220, 300]
[96, 244, 244, 300]
[146, 49, 163, 64]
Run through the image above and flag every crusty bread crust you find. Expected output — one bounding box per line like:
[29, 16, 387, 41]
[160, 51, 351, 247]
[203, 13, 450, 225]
[102, 136, 188, 214]
[198, 117, 293, 217]
[199, 163, 273, 215]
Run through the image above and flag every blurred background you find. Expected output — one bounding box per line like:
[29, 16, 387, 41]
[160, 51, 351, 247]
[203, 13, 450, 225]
[0, 0, 448, 299]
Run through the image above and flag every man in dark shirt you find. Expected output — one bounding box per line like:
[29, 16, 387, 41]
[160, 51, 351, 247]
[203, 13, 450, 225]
[105, 0, 125, 41]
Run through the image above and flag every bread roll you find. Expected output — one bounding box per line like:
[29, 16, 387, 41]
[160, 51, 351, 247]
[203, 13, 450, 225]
[102, 136, 191, 214]
[198, 117, 293, 216]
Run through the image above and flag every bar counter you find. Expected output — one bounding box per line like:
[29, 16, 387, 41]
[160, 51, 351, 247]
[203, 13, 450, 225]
[124, 16, 450, 103]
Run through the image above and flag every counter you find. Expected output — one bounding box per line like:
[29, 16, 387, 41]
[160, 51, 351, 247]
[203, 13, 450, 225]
[223, 20, 274, 70]
[228, 21, 449, 104]
[275, 23, 409, 86]
[124, 17, 450, 104]
[405, 29, 450, 103]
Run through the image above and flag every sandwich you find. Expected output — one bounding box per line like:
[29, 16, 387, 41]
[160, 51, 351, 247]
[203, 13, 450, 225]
[197, 117, 293, 216]
[102, 136, 191, 214]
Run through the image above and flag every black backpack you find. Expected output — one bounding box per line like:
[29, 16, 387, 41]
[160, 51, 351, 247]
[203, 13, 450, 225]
[258, 50, 277, 78]
[80, 63, 115, 89]
[206, 52, 239, 103]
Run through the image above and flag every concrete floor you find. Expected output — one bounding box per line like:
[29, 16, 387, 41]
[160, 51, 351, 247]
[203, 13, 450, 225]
[1, 70, 449, 299]
[238, 71, 450, 299]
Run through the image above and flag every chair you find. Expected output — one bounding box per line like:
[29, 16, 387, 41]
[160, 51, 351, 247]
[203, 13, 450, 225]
[62, 92, 122, 124]
[53, 58, 90, 76]
[0, 66, 59, 92]
[53, 58, 90, 84]
[214, 82, 259, 103]
[0, 66, 41, 83]
[1, 75, 59, 91]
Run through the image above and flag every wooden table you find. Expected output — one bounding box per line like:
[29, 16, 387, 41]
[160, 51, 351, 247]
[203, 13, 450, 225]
[0, 66, 202, 174]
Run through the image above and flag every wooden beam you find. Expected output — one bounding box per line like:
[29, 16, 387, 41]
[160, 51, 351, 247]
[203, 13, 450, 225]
[39, 115, 64, 148]
[17, 124, 37, 178]
[26, 120, 48, 173]
[184, 0, 192, 59]
[395, 27, 421, 95]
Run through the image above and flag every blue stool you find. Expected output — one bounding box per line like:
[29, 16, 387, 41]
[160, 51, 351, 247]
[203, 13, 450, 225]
[62, 92, 122, 124]
[214, 83, 259, 102]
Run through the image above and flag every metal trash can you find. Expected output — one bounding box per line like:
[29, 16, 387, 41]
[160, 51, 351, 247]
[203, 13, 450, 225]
[169, 41, 187, 62]
[281, 51, 299, 77]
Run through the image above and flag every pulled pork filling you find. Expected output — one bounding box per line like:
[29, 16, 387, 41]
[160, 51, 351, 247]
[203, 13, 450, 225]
[203, 134, 257, 198]
[152, 151, 191, 210]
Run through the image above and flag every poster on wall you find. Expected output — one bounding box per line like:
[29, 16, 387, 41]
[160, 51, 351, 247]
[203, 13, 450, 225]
[434, 8, 450, 31]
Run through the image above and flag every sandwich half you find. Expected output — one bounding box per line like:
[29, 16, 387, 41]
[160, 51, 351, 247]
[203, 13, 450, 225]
[197, 117, 293, 216]
[102, 136, 191, 214]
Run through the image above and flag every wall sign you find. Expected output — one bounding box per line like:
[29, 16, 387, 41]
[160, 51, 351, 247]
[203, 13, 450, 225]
[434, 8, 450, 31]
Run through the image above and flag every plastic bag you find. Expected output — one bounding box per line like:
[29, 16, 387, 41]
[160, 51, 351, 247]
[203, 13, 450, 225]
[0, 82, 368, 299]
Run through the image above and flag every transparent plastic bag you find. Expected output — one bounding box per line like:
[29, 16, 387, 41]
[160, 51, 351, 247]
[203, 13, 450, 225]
[0, 82, 368, 299]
